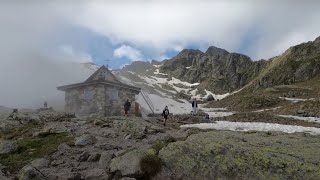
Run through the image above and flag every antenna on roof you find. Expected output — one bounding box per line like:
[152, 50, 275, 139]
[104, 59, 110, 68]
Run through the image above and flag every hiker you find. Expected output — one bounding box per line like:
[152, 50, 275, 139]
[204, 114, 210, 121]
[162, 106, 170, 126]
[124, 99, 131, 116]
[44, 101, 48, 108]
[191, 98, 198, 115]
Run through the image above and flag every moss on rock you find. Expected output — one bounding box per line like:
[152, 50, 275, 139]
[158, 131, 320, 179]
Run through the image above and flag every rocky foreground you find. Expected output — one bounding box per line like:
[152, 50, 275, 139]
[1, 110, 320, 180]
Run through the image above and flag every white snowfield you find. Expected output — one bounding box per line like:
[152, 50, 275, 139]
[279, 97, 315, 103]
[181, 121, 320, 135]
[253, 106, 281, 112]
[279, 115, 320, 123]
[136, 93, 192, 114]
[136, 93, 235, 117]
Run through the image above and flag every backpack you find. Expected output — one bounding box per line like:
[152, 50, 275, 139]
[164, 109, 169, 116]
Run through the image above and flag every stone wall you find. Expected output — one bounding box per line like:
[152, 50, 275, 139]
[104, 86, 137, 116]
[65, 85, 105, 116]
[64, 84, 139, 117]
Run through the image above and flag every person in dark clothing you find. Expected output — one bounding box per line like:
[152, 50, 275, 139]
[162, 106, 170, 126]
[124, 99, 131, 116]
[191, 98, 198, 115]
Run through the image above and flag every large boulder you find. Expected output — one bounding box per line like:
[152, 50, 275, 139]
[0, 140, 18, 155]
[206, 94, 215, 101]
[74, 134, 97, 146]
[99, 152, 113, 168]
[17, 165, 47, 180]
[158, 131, 320, 180]
[109, 148, 148, 177]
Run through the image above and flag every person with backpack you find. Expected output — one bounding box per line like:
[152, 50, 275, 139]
[124, 99, 131, 116]
[191, 98, 198, 115]
[162, 106, 170, 126]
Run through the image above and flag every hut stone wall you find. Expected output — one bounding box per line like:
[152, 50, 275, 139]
[65, 84, 137, 116]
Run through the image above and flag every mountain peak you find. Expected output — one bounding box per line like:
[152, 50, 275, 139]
[175, 49, 204, 58]
[205, 46, 229, 56]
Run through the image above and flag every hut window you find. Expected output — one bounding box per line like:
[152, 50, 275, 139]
[84, 89, 94, 100]
[110, 89, 119, 100]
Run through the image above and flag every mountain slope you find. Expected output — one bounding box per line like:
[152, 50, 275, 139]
[159, 46, 269, 93]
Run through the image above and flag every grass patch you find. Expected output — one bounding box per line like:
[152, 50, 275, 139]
[0, 132, 73, 172]
[0, 122, 42, 140]
[151, 141, 169, 155]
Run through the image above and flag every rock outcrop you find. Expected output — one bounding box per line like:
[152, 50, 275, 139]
[158, 131, 320, 180]
[159, 46, 269, 93]
[0, 140, 17, 155]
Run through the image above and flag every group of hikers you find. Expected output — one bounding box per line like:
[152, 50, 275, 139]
[123, 98, 207, 126]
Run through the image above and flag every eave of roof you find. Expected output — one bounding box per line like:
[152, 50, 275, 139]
[57, 80, 141, 92]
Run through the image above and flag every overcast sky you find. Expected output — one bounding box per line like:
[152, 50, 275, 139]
[1, 0, 320, 108]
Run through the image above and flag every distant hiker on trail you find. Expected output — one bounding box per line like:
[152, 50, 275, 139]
[44, 101, 48, 108]
[162, 106, 170, 126]
[192, 98, 198, 115]
[204, 114, 210, 121]
[124, 99, 131, 116]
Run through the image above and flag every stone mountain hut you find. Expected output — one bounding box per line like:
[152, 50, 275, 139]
[57, 66, 141, 116]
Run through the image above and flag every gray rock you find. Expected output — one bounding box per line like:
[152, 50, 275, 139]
[99, 152, 113, 168]
[78, 151, 90, 162]
[87, 153, 101, 162]
[57, 143, 71, 152]
[124, 134, 132, 140]
[206, 94, 215, 101]
[56, 172, 82, 180]
[75, 134, 97, 146]
[17, 165, 47, 180]
[119, 178, 136, 180]
[0, 173, 10, 180]
[30, 158, 50, 169]
[95, 143, 119, 150]
[0, 140, 18, 155]
[0, 167, 10, 180]
[84, 168, 108, 180]
[109, 148, 148, 177]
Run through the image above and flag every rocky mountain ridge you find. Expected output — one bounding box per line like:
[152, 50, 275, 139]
[120, 36, 320, 95]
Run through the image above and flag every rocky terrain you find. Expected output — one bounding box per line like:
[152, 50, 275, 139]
[1, 109, 320, 180]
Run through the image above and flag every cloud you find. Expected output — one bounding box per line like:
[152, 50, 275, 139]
[113, 45, 144, 61]
[1, 0, 320, 108]
[59, 45, 93, 63]
[70, 0, 320, 60]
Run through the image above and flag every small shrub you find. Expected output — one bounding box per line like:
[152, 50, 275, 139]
[140, 153, 162, 178]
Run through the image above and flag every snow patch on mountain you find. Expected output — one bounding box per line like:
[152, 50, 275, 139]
[181, 121, 320, 135]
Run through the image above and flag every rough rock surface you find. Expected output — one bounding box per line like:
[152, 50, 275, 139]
[75, 134, 97, 146]
[109, 148, 148, 177]
[158, 131, 320, 180]
[0, 140, 17, 155]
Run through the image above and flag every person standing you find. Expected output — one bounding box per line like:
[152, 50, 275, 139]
[162, 106, 170, 126]
[124, 99, 131, 116]
[192, 98, 198, 115]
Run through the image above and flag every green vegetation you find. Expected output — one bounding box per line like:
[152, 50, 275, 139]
[0, 132, 73, 171]
[0, 122, 42, 140]
[159, 131, 320, 179]
[140, 153, 162, 178]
